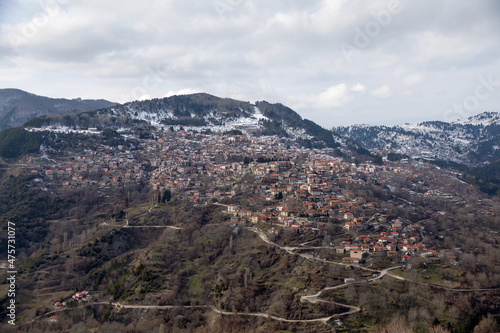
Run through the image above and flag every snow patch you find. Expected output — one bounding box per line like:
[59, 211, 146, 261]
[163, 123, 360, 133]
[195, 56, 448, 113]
[27, 126, 101, 135]
[126, 106, 175, 127]
[283, 126, 313, 140]
[253, 107, 269, 121]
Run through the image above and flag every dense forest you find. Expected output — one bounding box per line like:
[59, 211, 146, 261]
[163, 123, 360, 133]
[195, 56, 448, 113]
[428, 159, 500, 196]
[0, 128, 45, 158]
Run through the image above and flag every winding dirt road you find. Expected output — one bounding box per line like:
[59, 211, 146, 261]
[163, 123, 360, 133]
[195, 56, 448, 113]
[33, 225, 498, 328]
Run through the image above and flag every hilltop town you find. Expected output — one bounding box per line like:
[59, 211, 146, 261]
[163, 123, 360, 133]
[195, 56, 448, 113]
[27, 129, 496, 270]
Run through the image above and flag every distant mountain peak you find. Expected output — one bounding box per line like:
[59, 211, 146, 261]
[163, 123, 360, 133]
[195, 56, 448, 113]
[0, 88, 115, 131]
[335, 111, 500, 166]
[456, 111, 500, 126]
[24, 93, 370, 152]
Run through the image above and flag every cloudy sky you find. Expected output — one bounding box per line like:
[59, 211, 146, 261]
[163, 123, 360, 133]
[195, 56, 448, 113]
[1, 0, 499, 127]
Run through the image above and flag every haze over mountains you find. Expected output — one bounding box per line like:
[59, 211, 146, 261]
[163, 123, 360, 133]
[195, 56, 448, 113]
[0, 89, 116, 131]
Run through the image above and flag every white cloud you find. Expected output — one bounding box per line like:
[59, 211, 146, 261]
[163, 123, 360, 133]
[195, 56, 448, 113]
[1, 0, 500, 126]
[309, 0, 360, 34]
[351, 83, 366, 93]
[370, 85, 392, 98]
[292, 83, 355, 109]
[164, 89, 200, 98]
[403, 73, 423, 85]
[317, 83, 354, 107]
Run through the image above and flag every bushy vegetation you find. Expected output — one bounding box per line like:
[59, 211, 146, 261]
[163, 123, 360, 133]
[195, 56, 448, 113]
[387, 152, 410, 161]
[23, 109, 146, 129]
[464, 161, 500, 195]
[301, 119, 340, 148]
[125, 93, 254, 119]
[0, 175, 51, 251]
[223, 129, 243, 136]
[101, 128, 120, 139]
[161, 118, 207, 126]
[0, 127, 44, 158]
[429, 159, 500, 196]
[256, 101, 341, 149]
[0, 182, 498, 332]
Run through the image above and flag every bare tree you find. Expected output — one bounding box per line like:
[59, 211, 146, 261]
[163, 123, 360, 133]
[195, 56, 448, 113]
[473, 314, 498, 333]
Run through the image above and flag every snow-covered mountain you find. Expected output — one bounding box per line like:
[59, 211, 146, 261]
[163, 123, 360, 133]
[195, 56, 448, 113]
[25, 93, 365, 151]
[334, 112, 500, 166]
[0, 89, 116, 131]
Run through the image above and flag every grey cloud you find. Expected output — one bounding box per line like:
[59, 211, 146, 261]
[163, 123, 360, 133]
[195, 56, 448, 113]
[0, 0, 499, 126]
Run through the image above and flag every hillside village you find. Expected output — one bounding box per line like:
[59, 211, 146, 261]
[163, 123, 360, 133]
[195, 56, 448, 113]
[29, 129, 496, 268]
[2, 125, 498, 332]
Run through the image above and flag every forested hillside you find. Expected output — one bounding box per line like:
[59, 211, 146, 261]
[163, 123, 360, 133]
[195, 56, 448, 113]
[0, 89, 115, 131]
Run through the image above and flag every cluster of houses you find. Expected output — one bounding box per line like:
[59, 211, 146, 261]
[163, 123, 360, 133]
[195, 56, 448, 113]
[34, 130, 404, 202]
[32, 130, 492, 265]
[54, 290, 90, 308]
[72, 290, 90, 301]
[39, 144, 146, 188]
[30, 128, 494, 222]
[334, 231, 441, 264]
[230, 199, 442, 264]
[143, 132, 417, 212]
[146, 133, 302, 200]
[33, 129, 458, 211]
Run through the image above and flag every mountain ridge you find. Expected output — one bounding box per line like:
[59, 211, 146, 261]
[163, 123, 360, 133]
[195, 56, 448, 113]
[0, 88, 116, 131]
[334, 111, 500, 166]
[23, 93, 366, 152]
[9, 89, 500, 166]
